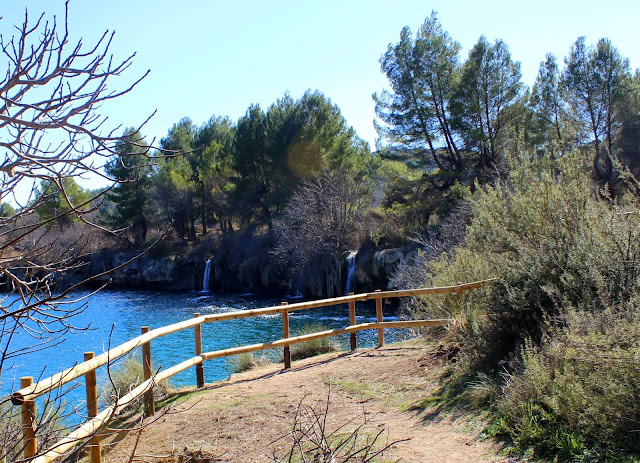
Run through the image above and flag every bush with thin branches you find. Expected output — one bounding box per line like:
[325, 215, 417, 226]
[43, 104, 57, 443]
[394, 153, 640, 458]
[268, 389, 408, 462]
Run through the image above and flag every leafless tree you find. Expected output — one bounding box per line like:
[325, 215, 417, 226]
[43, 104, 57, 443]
[389, 201, 473, 292]
[273, 172, 372, 296]
[0, 3, 170, 460]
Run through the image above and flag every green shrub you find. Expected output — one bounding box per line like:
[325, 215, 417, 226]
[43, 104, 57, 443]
[496, 304, 640, 458]
[290, 324, 341, 361]
[396, 153, 640, 458]
[0, 402, 22, 462]
[407, 154, 640, 363]
[409, 246, 494, 333]
[100, 353, 171, 410]
[0, 401, 67, 461]
[465, 155, 640, 364]
[229, 352, 274, 373]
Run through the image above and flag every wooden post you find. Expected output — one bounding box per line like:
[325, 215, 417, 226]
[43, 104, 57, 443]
[140, 326, 154, 417]
[84, 352, 102, 463]
[348, 292, 357, 351]
[375, 290, 384, 347]
[193, 313, 204, 388]
[281, 302, 291, 369]
[20, 376, 37, 459]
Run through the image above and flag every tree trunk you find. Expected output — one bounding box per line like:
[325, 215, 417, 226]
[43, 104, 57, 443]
[201, 207, 207, 235]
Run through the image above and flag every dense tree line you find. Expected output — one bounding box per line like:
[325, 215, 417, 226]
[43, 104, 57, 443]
[375, 12, 639, 231]
[14, 12, 639, 297]
[95, 90, 371, 250]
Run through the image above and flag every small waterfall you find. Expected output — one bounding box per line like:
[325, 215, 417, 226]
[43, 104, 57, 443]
[345, 251, 357, 295]
[287, 272, 304, 298]
[202, 258, 212, 292]
[293, 273, 303, 298]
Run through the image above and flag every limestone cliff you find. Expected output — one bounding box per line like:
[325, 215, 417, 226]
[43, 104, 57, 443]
[55, 240, 418, 297]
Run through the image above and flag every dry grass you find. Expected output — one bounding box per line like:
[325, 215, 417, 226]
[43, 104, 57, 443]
[100, 340, 501, 463]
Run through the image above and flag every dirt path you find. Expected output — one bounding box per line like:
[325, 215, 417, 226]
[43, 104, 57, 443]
[103, 340, 504, 462]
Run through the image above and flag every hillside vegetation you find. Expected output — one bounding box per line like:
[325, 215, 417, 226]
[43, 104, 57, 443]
[3, 7, 640, 462]
[396, 154, 640, 460]
[8, 13, 640, 300]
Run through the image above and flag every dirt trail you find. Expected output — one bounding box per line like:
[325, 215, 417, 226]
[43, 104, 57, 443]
[103, 340, 504, 462]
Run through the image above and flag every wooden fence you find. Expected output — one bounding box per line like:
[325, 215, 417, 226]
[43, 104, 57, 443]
[10, 279, 495, 463]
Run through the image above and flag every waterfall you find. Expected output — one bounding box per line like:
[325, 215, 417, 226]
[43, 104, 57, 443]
[202, 258, 212, 292]
[293, 273, 303, 298]
[286, 272, 304, 298]
[345, 251, 357, 295]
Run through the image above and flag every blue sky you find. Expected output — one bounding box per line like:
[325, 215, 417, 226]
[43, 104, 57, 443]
[3, 0, 640, 155]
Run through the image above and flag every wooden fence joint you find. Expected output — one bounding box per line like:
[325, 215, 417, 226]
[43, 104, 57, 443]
[141, 326, 155, 417]
[193, 313, 205, 388]
[282, 302, 291, 369]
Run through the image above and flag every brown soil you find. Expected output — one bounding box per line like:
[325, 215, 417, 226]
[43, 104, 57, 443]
[102, 340, 505, 462]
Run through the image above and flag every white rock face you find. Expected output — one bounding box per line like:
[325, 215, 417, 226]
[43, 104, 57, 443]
[372, 248, 405, 279]
[108, 253, 197, 290]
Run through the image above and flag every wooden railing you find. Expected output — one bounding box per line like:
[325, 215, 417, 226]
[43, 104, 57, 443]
[10, 279, 496, 463]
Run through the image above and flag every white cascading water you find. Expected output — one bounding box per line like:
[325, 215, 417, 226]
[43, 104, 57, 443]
[293, 274, 303, 298]
[202, 258, 212, 292]
[345, 251, 357, 295]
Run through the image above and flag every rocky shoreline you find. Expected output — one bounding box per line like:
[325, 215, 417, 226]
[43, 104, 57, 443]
[61, 240, 420, 297]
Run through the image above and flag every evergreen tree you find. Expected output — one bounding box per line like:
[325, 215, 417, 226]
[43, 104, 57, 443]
[232, 103, 274, 233]
[232, 91, 371, 237]
[195, 115, 236, 233]
[563, 37, 631, 181]
[530, 54, 575, 157]
[104, 128, 152, 248]
[374, 12, 462, 171]
[0, 203, 15, 218]
[35, 177, 92, 226]
[451, 36, 523, 167]
[617, 71, 640, 176]
[155, 118, 199, 239]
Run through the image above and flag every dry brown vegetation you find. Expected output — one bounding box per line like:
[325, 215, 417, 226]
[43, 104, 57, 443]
[100, 340, 504, 463]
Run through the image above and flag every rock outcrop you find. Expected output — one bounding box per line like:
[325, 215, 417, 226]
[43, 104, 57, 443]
[54, 237, 418, 297]
[108, 253, 201, 290]
[64, 251, 205, 291]
[354, 242, 419, 293]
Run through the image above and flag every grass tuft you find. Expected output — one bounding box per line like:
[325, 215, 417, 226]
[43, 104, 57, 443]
[100, 353, 171, 410]
[229, 352, 274, 373]
[289, 324, 341, 361]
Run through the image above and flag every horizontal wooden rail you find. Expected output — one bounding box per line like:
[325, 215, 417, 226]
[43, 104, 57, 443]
[12, 278, 497, 463]
[11, 278, 495, 405]
[28, 317, 454, 463]
[198, 319, 452, 361]
[32, 376, 156, 463]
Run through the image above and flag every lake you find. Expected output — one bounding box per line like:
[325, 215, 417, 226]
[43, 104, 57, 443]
[1, 289, 412, 407]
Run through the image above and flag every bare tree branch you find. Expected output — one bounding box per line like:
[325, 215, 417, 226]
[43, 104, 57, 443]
[0, 4, 180, 461]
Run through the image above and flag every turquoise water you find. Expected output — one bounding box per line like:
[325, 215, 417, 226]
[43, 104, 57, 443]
[1, 290, 410, 408]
